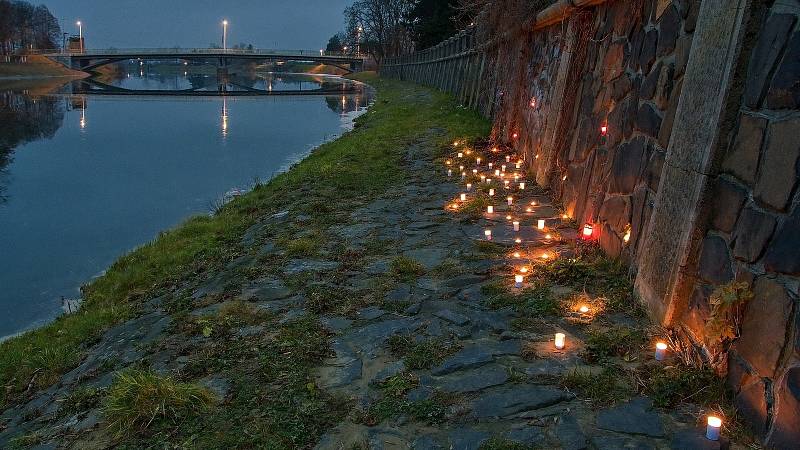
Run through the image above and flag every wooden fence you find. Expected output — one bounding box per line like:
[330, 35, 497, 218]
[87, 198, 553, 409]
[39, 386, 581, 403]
[380, 29, 496, 118]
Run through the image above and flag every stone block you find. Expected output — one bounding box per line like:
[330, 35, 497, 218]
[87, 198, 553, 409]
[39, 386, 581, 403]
[732, 206, 776, 262]
[600, 222, 623, 258]
[722, 113, 767, 186]
[657, 5, 681, 57]
[658, 78, 683, 149]
[726, 350, 755, 395]
[754, 118, 800, 210]
[735, 378, 769, 437]
[636, 103, 662, 138]
[710, 178, 746, 233]
[641, 61, 662, 100]
[768, 364, 800, 449]
[630, 186, 650, 250]
[683, 283, 713, 335]
[639, 29, 658, 72]
[653, 64, 675, 110]
[684, 0, 700, 33]
[610, 137, 649, 194]
[600, 195, 631, 234]
[674, 32, 693, 78]
[646, 149, 665, 192]
[744, 14, 796, 108]
[764, 209, 800, 275]
[734, 277, 793, 378]
[766, 31, 800, 110]
[611, 73, 633, 101]
[603, 41, 626, 82]
[698, 235, 734, 285]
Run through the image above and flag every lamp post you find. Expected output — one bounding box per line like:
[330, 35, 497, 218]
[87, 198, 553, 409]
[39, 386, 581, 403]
[222, 20, 228, 51]
[76, 21, 83, 52]
[356, 26, 363, 56]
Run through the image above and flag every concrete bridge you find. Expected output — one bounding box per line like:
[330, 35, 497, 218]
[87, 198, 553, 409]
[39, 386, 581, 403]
[44, 48, 365, 73]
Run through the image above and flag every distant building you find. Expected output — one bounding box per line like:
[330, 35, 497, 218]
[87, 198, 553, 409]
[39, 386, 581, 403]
[67, 36, 84, 53]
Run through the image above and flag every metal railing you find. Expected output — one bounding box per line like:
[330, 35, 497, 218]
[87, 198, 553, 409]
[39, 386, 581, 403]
[28, 48, 362, 59]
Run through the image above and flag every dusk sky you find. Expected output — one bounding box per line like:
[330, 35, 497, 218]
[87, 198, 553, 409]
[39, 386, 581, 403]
[39, 0, 354, 50]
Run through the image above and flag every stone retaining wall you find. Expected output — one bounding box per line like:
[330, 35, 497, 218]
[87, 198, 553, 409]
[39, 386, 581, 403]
[382, 0, 800, 446]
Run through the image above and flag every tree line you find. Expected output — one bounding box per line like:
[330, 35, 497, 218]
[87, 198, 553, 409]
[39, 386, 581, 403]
[326, 0, 468, 65]
[0, 0, 62, 55]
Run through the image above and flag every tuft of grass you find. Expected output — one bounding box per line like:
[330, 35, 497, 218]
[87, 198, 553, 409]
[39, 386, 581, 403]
[480, 438, 529, 450]
[390, 256, 425, 280]
[103, 368, 215, 436]
[561, 365, 634, 406]
[582, 326, 647, 363]
[459, 196, 491, 219]
[58, 385, 104, 417]
[363, 373, 455, 426]
[474, 239, 507, 254]
[281, 234, 323, 257]
[387, 335, 460, 370]
[636, 364, 728, 408]
[488, 284, 561, 317]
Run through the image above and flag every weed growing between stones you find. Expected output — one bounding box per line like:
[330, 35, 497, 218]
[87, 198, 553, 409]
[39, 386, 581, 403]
[390, 256, 426, 280]
[359, 373, 456, 426]
[103, 368, 215, 436]
[561, 366, 634, 406]
[387, 334, 461, 370]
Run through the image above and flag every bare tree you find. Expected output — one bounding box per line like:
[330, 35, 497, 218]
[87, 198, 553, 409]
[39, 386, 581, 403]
[344, 0, 416, 65]
[0, 0, 61, 55]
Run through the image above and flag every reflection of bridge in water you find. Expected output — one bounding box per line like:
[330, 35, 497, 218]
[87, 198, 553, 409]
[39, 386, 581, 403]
[71, 77, 364, 96]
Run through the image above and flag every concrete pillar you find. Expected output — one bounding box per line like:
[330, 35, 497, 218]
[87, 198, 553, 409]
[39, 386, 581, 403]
[634, 0, 754, 324]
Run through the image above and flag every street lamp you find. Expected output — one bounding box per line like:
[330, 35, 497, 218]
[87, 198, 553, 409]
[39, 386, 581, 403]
[357, 25, 363, 56]
[222, 20, 228, 51]
[76, 21, 83, 52]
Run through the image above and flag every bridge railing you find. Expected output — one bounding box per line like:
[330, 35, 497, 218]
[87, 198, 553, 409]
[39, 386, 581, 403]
[32, 48, 362, 60]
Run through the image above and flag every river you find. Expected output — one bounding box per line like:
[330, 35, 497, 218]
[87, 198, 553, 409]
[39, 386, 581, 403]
[0, 67, 372, 338]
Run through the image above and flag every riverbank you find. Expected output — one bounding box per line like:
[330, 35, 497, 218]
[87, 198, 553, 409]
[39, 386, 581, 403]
[0, 55, 87, 80]
[0, 73, 752, 449]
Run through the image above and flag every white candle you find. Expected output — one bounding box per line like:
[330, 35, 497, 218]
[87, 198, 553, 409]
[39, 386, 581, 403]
[476, 157, 481, 165]
[480, 175, 486, 182]
[460, 193, 467, 202]
[507, 196, 513, 206]
[504, 180, 510, 188]
[513, 251, 521, 258]
[537, 219, 545, 230]
[513, 221, 520, 231]
[505, 155, 511, 162]
[514, 238, 521, 244]
[506, 215, 512, 220]
[655, 342, 667, 361]
[473, 169, 478, 174]
[457, 152, 463, 158]
[459, 165, 464, 170]
[554, 333, 565, 350]
[461, 172, 466, 179]
[520, 182, 526, 190]
[484, 229, 492, 240]
[486, 178, 492, 183]
[514, 174, 519, 181]
[706, 416, 721, 441]
[516, 161, 521, 169]
[495, 169, 500, 176]
[489, 188, 495, 196]
[466, 183, 472, 191]
[579, 305, 589, 313]
[447, 169, 452, 177]
[488, 162, 493, 169]
[514, 274, 524, 288]
[501, 164, 506, 172]
[487, 205, 494, 214]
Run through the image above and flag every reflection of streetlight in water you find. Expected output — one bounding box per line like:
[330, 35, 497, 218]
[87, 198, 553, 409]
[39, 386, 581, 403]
[221, 96, 229, 138]
[79, 97, 86, 130]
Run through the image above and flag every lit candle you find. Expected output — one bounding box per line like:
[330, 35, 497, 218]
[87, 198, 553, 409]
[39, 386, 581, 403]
[655, 342, 667, 361]
[504, 180, 510, 187]
[501, 165, 506, 172]
[512, 132, 518, 139]
[530, 201, 536, 206]
[488, 162, 493, 169]
[537, 219, 545, 230]
[513, 221, 520, 231]
[514, 238, 522, 244]
[484, 229, 492, 240]
[486, 178, 492, 183]
[535, 154, 540, 159]
[460, 193, 467, 202]
[446, 160, 452, 166]
[516, 161, 522, 169]
[450, 203, 459, 210]
[507, 196, 513, 206]
[554, 333, 565, 350]
[579, 305, 589, 314]
[514, 174, 519, 181]
[545, 233, 552, 239]
[473, 169, 478, 175]
[706, 416, 722, 441]
[495, 169, 500, 176]
[457, 152, 463, 158]
[513, 252, 521, 258]
[480, 175, 486, 182]
[466, 183, 472, 191]
[459, 165, 465, 171]
[526, 208, 532, 212]
[623, 228, 631, 243]
[562, 214, 569, 219]
[447, 169, 452, 177]
[582, 224, 593, 239]
[489, 188, 495, 196]
[461, 172, 466, 179]
[541, 253, 549, 259]
[514, 274, 524, 288]
[600, 124, 608, 136]
[476, 157, 481, 165]
[487, 205, 494, 214]
[519, 266, 528, 274]
[491, 147, 498, 152]
[520, 182, 526, 190]
[505, 155, 511, 162]
[505, 215, 512, 220]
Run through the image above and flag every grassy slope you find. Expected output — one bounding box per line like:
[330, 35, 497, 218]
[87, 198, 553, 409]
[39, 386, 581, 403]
[0, 55, 86, 78]
[0, 73, 489, 412]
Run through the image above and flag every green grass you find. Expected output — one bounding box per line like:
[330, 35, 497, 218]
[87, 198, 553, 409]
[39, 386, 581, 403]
[387, 334, 460, 370]
[637, 364, 727, 408]
[488, 284, 561, 317]
[362, 373, 454, 426]
[390, 255, 426, 280]
[103, 368, 215, 436]
[581, 326, 647, 363]
[561, 365, 634, 406]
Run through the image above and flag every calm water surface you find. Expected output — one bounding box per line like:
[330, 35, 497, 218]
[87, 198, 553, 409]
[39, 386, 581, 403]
[0, 70, 371, 337]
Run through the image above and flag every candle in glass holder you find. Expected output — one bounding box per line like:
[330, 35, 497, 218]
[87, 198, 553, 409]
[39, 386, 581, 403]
[513, 251, 521, 258]
[579, 305, 590, 314]
[526, 207, 532, 213]
[473, 169, 478, 175]
[554, 333, 565, 349]
[476, 157, 481, 165]
[655, 342, 667, 361]
[461, 172, 466, 179]
[537, 219, 545, 230]
[507, 196, 513, 206]
[516, 161, 522, 169]
[504, 180, 510, 188]
[513, 221, 520, 231]
[447, 169, 452, 177]
[486, 178, 492, 183]
[501, 164, 506, 172]
[466, 183, 473, 191]
[480, 175, 486, 182]
[514, 238, 522, 244]
[489, 188, 495, 196]
[459, 165, 464, 171]
[446, 160, 452, 166]
[519, 266, 528, 274]
[460, 193, 467, 202]
[488, 162, 493, 169]
[520, 182, 526, 190]
[457, 152, 463, 158]
[545, 233, 552, 239]
[487, 205, 494, 214]
[514, 274, 524, 288]
[506, 215, 512, 220]
[495, 169, 500, 176]
[582, 224, 594, 239]
[484, 229, 492, 240]
[505, 155, 511, 162]
[706, 416, 722, 441]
